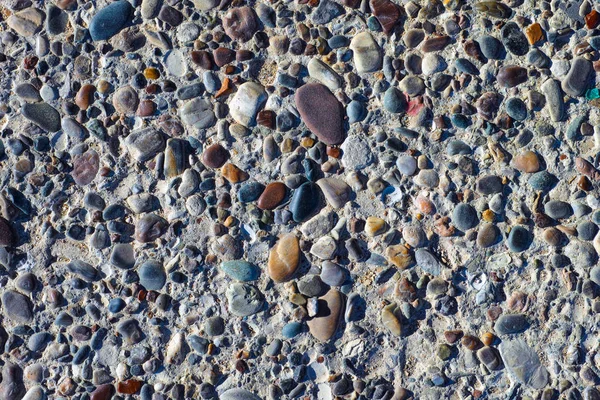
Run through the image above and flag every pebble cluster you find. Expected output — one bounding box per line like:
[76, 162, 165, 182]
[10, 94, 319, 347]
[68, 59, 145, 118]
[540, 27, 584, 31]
[1, 0, 600, 399]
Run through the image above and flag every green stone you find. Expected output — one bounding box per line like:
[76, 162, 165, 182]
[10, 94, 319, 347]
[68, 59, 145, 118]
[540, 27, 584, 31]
[437, 344, 453, 360]
[586, 88, 600, 100]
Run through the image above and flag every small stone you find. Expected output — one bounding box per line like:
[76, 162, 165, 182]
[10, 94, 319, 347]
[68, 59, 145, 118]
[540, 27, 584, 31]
[307, 58, 342, 91]
[3, 290, 33, 323]
[541, 79, 564, 122]
[307, 289, 343, 341]
[316, 178, 351, 209]
[113, 86, 139, 114]
[350, 32, 382, 73]
[135, 214, 168, 243]
[67, 260, 99, 282]
[164, 49, 187, 77]
[381, 303, 402, 336]
[72, 150, 100, 186]
[453, 203, 478, 231]
[7, 7, 44, 37]
[562, 57, 593, 97]
[268, 233, 300, 282]
[341, 136, 374, 170]
[477, 223, 500, 248]
[226, 283, 264, 316]
[501, 22, 529, 56]
[21, 103, 61, 132]
[507, 226, 531, 252]
[220, 388, 262, 400]
[221, 163, 248, 183]
[125, 127, 165, 162]
[312, 0, 344, 24]
[229, 82, 267, 127]
[220, 260, 260, 282]
[415, 248, 442, 276]
[110, 244, 135, 269]
[477, 346, 501, 370]
[290, 182, 321, 222]
[320, 261, 347, 286]
[258, 182, 287, 210]
[295, 83, 345, 145]
[497, 66, 528, 88]
[89, 1, 133, 41]
[139, 260, 166, 290]
[180, 98, 216, 129]
[223, 7, 258, 42]
[544, 200, 573, 219]
[386, 244, 414, 269]
[369, 0, 400, 34]
[495, 313, 528, 335]
[499, 339, 549, 389]
[512, 151, 540, 173]
[478, 35, 503, 59]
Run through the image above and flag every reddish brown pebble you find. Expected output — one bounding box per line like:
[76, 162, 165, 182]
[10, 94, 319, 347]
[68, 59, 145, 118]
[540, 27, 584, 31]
[585, 10, 600, 29]
[257, 182, 287, 210]
[221, 163, 248, 183]
[213, 47, 236, 68]
[369, 0, 400, 34]
[421, 36, 451, 52]
[295, 83, 345, 145]
[202, 144, 230, 168]
[91, 384, 115, 400]
[191, 51, 213, 69]
[223, 7, 259, 42]
[136, 100, 156, 117]
[72, 149, 100, 186]
[257, 110, 275, 128]
[117, 379, 142, 395]
[76, 84, 96, 110]
[497, 65, 528, 88]
[444, 330, 463, 344]
[236, 49, 254, 62]
[512, 151, 541, 173]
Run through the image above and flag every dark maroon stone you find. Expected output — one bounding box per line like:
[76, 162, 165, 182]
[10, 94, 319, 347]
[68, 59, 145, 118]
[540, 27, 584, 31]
[370, 0, 400, 34]
[223, 7, 258, 42]
[72, 149, 100, 186]
[0, 217, 14, 247]
[202, 143, 230, 168]
[295, 83, 345, 146]
[476, 92, 502, 121]
[213, 47, 236, 68]
[497, 65, 528, 88]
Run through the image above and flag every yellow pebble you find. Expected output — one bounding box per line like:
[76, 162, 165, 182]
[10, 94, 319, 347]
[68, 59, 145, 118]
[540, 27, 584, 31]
[301, 137, 315, 148]
[482, 209, 495, 222]
[144, 67, 160, 80]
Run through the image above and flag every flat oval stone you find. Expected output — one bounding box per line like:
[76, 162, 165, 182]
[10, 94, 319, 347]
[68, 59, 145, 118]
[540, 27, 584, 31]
[307, 58, 342, 91]
[544, 200, 572, 219]
[220, 260, 260, 282]
[562, 57, 593, 97]
[75, 84, 95, 110]
[223, 7, 258, 42]
[202, 143, 229, 168]
[421, 36, 451, 52]
[220, 388, 262, 400]
[415, 248, 442, 276]
[135, 214, 168, 243]
[507, 225, 531, 252]
[477, 35, 503, 59]
[139, 260, 166, 290]
[226, 283, 264, 316]
[113, 86, 139, 114]
[499, 339, 549, 389]
[180, 98, 216, 129]
[497, 65, 528, 88]
[512, 151, 540, 173]
[295, 83, 344, 145]
[21, 103, 60, 132]
[268, 233, 300, 282]
[476, 175, 503, 195]
[257, 182, 286, 210]
[320, 261, 347, 286]
[477, 223, 500, 248]
[289, 182, 322, 222]
[91, 384, 115, 400]
[67, 260, 98, 282]
[237, 181, 264, 203]
[307, 289, 344, 342]
[541, 79, 564, 122]
[89, 0, 133, 41]
[110, 243, 135, 269]
[3, 290, 33, 323]
[350, 32, 382, 73]
[453, 203, 478, 231]
[7, 7, 44, 37]
[72, 149, 99, 186]
[495, 313, 528, 335]
[501, 22, 529, 56]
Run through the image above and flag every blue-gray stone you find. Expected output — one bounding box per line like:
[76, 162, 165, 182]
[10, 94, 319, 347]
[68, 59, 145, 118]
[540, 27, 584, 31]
[577, 221, 598, 241]
[544, 200, 572, 219]
[238, 181, 264, 203]
[220, 260, 260, 282]
[27, 332, 51, 352]
[347, 101, 366, 123]
[3, 290, 33, 323]
[507, 226, 531, 252]
[176, 83, 203, 100]
[415, 249, 442, 276]
[495, 314, 528, 335]
[108, 298, 126, 313]
[501, 22, 529, 56]
[103, 204, 126, 220]
[139, 260, 166, 290]
[528, 171, 557, 191]
[505, 98, 527, 121]
[290, 182, 322, 223]
[451, 114, 470, 129]
[67, 260, 99, 282]
[89, 0, 133, 41]
[282, 322, 303, 339]
[383, 87, 406, 113]
[527, 48, 550, 68]
[311, 0, 343, 24]
[203, 71, 220, 93]
[320, 261, 347, 286]
[21, 103, 61, 132]
[452, 203, 478, 231]
[221, 388, 262, 400]
[446, 140, 471, 156]
[590, 36, 600, 51]
[328, 35, 348, 48]
[478, 35, 504, 59]
[455, 58, 479, 75]
[566, 115, 587, 140]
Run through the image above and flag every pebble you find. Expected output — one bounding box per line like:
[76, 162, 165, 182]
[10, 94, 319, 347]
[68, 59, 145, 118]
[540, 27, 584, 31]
[499, 339, 549, 389]
[316, 178, 351, 209]
[268, 233, 300, 282]
[226, 283, 264, 316]
[507, 226, 531, 252]
[350, 32, 382, 73]
[89, 1, 133, 41]
[306, 289, 343, 341]
[562, 57, 593, 97]
[3, 290, 33, 323]
[7, 7, 44, 37]
[495, 314, 529, 335]
[452, 203, 478, 231]
[501, 22, 529, 56]
[257, 182, 287, 210]
[139, 260, 166, 290]
[295, 83, 344, 145]
[229, 82, 267, 127]
[221, 260, 260, 282]
[21, 103, 61, 132]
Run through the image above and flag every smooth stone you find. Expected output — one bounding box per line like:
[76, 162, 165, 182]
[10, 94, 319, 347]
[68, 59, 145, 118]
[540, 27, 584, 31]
[528, 171, 557, 191]
[89, 0, 133, 41]
[180, 98, 216, 129]
[404, 29, 425, 48]
[320, 261, 347, 286]
[452, 203, 478, 231]
[164, 49, 187, 77]
[501, 22, 529, 56]
[257, 182, 287, 210]
[478, 35, 503, 59]
[230, 82, 267, 127]
[446, 140, 471, 156]
[507, 226, 531, 252]
[117, 319, 144, 344]
[67, 260, 98, 282]
[282, 322, 303, 339]
[0, 217, 15, 247]
[163, 138, 188, 178]
[62, 117, 88, 140]
[139, 260, 166, 290]
[290, 182, 321, 222]
[223, 7, 258, 42]
[226, 283, 264, 316]
[381, 303, 402, 336]
[455, 58, 479, 75]
[125, 127, 165, 162]
[497, 66, 528, 88]
[306, 289, 343, 342]
[399, 75, 425, 95]
[295, 83, 344, 145]
[477, 347, 500, 370]
[312, 0, 344, 24]
[202, 143, 229, 169]
[141, 0, 162, 19]
[127, 193, 158, 214]
[369, 0, 400, 34]
[178, 169, 200, 197]
[421, 53, 446, 75]
[72, 149, 99, 186]
[383, 86, 406, 113]
[7, 7, 44, 37]
[193, 0, 219, 11]
[499, 339, 549, 389]
[544, 200, 573, 219]
[512, 151, 540, 173]
[268, 233, 300, 282]
[307, 58, 342, 91]
[347, 100, 366, 123]
[21, 103, 60, 132]
[15, 83, 41, 102]
[415, 249, 442, 276]
[135, 214, 168, 243]
[110, 244, 135, 269]
[477, 223, 500, 248]
[541, 79, 564, 122]
[113, 86, 139, 114]
[578, 221, 598, 241]
[562, 57, 593, 97]
[316, 178, 351, 209]
[3, 290, 33, 323]
[350, 32, 382, 73]
[46, 4, 67, 35]
[22, 386, 46, 400]
[476, 175, 503, 195]
[237, 181, 264, 203]
[220, 260, 260, 282]
[396, 154, 417, 175]
[220, 388, 262, 400]
[310, 236, 337, 260]
[527, 48, 550, 68]
[0, 363, 26, 400]
[495, 314, 529, 335]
